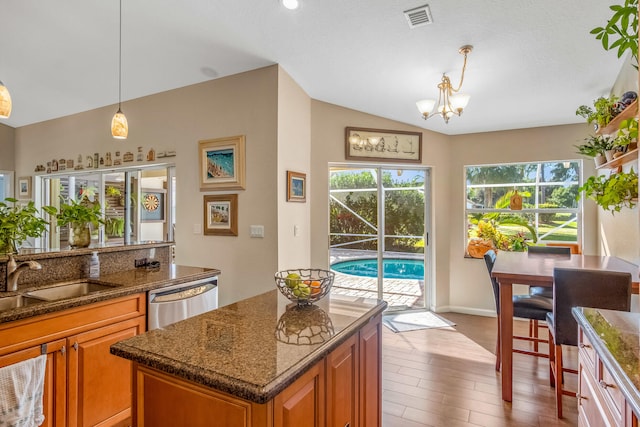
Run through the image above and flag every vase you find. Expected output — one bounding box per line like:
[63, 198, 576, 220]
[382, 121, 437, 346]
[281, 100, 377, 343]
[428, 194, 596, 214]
[594, 154, 606, 167]
[604, 150, 615, 162]
[68, 222, 91, 248]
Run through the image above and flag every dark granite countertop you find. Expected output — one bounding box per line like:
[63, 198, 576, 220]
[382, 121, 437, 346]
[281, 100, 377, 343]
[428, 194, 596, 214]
[111, 289, 387, 404]
[572, 307, 640, 418]
[0, 264, 220, 323]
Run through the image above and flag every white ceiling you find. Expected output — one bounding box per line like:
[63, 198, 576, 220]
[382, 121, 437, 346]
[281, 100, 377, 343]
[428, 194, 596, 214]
[0, 0, 628, 135]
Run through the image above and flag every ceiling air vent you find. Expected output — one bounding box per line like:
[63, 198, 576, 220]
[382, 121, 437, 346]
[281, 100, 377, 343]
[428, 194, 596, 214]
[404, 4, 433, 29]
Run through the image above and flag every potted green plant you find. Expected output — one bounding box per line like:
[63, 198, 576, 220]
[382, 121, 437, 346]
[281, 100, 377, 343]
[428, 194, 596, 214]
[0, 198, 50, 254]
[52, 197, 105, 248]
[575, 95, 619, 130]
[614, 117, 638, 150]
[574, 134, 615, 166]
[591, 0, 638, 68]
[577, 168, 638, 213]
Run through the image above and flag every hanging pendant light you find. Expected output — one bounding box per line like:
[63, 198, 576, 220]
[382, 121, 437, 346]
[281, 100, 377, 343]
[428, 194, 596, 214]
[0, 80, 12, 119]
[111, 0, 128, 139]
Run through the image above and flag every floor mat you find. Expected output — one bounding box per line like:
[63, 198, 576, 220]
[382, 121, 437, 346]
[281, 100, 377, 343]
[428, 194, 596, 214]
[382, 311, 456, 333]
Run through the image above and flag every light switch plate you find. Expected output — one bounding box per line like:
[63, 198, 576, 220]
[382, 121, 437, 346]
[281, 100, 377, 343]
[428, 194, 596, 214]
[193, 223, 202, 234]
[250, 225, 264, 238]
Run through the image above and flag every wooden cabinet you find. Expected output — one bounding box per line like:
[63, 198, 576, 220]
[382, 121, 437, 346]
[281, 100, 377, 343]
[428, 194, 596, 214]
[132, 313, 382, 427]
[0, 293, 145, 427]
[578, 326, 636, 427]
[0, 338, 67, 427]
[326, 334, 358, 427]
[274, 361, 325, 427]
[359, 314, 382, 427]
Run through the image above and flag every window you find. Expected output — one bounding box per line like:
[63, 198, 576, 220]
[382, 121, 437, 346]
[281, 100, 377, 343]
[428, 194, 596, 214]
[465, 160, 581, 253]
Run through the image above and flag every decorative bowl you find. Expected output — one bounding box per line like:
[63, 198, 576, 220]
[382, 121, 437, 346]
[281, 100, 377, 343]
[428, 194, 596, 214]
[274, 268, 335, 306]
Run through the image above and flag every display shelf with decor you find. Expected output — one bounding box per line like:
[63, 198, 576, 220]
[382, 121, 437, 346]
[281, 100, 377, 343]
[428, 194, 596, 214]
[596, 148, 639, 170]
[596, 99, 638, 136]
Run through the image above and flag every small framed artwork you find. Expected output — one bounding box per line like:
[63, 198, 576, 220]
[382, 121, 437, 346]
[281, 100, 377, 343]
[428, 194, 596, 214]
[204, 194, 238, 236]
[199, 135, 246, 191]
[345, 127, 422, 163]
[18, 177, 32, 199]
[286, 171, 306, 202]
[141, 189, 166, 222]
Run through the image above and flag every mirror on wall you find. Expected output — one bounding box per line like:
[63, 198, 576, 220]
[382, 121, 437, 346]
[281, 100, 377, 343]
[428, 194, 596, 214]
[39, 164, 175, 249]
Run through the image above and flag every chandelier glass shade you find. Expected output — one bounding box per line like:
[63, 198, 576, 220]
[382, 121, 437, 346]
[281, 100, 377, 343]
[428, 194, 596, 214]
[111, 0, 128, 139]
[416, 45, 472, 124]
[0, 80, 12, 119]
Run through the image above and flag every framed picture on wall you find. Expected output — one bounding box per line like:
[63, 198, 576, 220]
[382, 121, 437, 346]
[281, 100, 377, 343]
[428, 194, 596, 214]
[286, 171, 306, 202]
[199, 135, 246, 191]
[345, 127, 422, 163]
[141, 189, 166, 222]
[18, 176, 32, 199]
[203, 194, 238, 236]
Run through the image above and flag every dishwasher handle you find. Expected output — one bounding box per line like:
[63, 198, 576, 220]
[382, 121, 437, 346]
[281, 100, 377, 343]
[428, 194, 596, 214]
[149, 283, 217, 304]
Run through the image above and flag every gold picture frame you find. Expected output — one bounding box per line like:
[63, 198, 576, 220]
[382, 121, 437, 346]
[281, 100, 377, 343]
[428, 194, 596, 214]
[286, 171, 306, 202]
[203, 194, 238, 236]
[18, 176, 32, 199]
[345, 127, 422, 163]
[199, 135, 246, 191]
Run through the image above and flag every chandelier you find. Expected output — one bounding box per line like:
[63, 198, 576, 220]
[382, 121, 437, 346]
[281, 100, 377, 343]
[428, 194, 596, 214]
[416, 45, 473, 124]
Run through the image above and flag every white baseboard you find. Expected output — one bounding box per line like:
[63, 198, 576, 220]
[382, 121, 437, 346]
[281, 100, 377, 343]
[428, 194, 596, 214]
[433, 305, 496, 317]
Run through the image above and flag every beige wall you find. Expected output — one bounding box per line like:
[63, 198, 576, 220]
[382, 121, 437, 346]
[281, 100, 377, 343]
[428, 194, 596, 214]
[7, 66, 638, 314]
[276, 67, 311, 269]
[447, 124, 603, 315]
[309, 100, 451, 311]
[14, 66, 281, 307]
[0, 123, 15, 171]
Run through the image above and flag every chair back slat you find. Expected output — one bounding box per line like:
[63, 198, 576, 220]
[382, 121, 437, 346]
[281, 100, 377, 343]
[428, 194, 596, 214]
[552, 268, 631, 346]
[483, 250, 500, 313]
[528, 246, 571, 255]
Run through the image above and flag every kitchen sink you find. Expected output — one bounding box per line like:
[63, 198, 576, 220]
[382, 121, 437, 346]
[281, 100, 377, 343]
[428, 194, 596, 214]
[0, 295, 46, 311]
[25, 281, 115, 301]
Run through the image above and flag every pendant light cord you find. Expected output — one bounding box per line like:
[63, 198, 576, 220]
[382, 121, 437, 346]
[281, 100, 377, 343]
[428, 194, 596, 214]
[118, 0, 122, 110]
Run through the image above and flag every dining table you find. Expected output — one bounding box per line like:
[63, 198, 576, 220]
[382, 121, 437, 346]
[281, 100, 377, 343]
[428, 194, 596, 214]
[490, 251, 640, 402]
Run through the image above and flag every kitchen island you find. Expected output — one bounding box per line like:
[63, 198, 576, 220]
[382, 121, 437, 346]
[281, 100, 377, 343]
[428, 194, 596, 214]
[572, 307, 640, 426]
[111, 289, 387, 427]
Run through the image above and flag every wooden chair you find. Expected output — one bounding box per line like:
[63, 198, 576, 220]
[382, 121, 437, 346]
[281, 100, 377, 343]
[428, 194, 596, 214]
[546, 242, 581, 255]
[548, 268, 631, 418]
[483, 250, 552, 371]
[525, 245, 572, 350]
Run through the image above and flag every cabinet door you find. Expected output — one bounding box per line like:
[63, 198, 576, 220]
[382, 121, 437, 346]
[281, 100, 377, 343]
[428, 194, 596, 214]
[67, 316, 145, 427]
[359, 314, 382, 427]
[326, 334, 358, 427]
[274, 361, 325, 427]
[0, 338, 67, 427]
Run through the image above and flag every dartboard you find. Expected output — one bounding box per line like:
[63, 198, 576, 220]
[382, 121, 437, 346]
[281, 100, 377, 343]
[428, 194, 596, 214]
[143, 194, 159, 211]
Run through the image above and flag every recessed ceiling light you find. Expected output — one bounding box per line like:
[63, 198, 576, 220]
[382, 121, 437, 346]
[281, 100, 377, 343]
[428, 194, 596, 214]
[282, 0, 299, 10]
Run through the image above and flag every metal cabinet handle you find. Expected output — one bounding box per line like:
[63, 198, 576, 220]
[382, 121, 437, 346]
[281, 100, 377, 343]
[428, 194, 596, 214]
[579, 343, 591, 349]
[344, 424, 350, 427]
[60, 346, 66, 355]
[599, 380, 614, 389]
[73, 342, 78, 351]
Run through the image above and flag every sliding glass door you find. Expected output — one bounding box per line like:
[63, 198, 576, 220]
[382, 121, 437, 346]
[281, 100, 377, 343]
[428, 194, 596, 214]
[329, 166, 430, 311]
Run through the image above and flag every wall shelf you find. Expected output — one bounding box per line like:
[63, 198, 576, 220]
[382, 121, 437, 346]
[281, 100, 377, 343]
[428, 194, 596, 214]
[595, 148, 638, 170]
[596, 99, 638, 136]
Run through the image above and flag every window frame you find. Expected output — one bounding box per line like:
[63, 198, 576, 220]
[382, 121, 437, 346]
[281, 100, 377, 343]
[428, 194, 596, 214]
[464, 159, 583, 254]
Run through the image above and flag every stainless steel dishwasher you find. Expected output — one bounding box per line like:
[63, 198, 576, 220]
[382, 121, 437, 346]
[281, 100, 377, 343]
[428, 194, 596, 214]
[147, 276, 218, 330]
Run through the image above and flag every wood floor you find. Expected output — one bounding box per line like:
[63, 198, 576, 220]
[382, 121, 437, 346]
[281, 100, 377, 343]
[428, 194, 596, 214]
[382, 312, 578, 427]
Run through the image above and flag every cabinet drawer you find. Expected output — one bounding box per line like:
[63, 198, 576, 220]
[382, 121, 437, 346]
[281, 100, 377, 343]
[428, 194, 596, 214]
[579, 363, 616, 427]
[598, 360, 624, 422]
[579, 329, 596, 371]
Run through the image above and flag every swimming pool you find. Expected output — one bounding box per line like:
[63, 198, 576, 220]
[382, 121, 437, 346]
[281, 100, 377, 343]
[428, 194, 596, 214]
[331, 258, 424, 280]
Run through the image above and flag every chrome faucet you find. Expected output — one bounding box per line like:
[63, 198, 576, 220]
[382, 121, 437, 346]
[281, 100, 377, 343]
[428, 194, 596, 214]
[6, 254, 42, 292]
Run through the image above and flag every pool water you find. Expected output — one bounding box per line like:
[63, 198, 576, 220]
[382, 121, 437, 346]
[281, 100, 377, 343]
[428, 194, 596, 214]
[331, 258, 424, 280]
